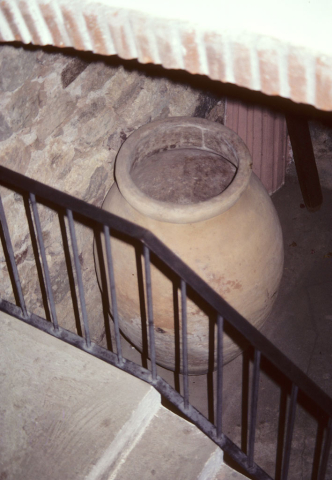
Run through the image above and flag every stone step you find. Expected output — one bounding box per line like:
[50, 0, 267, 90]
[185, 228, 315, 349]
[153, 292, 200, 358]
[214, 463, 250, 479]
[0, 311, 248, 480]
[0, 311, 160, 480]
[111, 405, 224, 480]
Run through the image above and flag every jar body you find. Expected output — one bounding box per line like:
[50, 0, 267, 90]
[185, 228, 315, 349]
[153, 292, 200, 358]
[96, 118, 284, 374]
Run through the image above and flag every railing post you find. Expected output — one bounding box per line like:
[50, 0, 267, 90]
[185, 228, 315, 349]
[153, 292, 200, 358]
[103, 225, 123, 365]
[318, 417, 332, 480]
[30, 193, 58, 330]
[281, 383, 299, 480]
[144, 245, 157, 382]
[216, 314, 224, 439]
[66, 209, 90, 347]
[248, 349, 261, 468]
[0, 192, 28, 319]
[181, 279, 189, 411]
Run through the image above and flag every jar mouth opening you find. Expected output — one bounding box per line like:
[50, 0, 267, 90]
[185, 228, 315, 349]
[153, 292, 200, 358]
[115, 117, 252, 224]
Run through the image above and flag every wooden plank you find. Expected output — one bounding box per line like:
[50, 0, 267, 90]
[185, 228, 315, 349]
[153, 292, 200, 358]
[286, 115, 323, 211]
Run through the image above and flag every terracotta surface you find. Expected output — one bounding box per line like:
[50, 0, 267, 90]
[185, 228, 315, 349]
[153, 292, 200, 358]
[96, 118, 284, 373]
[0, 0, 332, 110]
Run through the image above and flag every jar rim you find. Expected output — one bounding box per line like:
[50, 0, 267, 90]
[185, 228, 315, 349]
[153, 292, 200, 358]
[115, 117, 252, 224]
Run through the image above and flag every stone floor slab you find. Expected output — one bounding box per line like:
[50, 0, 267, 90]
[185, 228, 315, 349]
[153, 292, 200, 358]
[113, 405, 224, 480]
[0, 312, 160, 480]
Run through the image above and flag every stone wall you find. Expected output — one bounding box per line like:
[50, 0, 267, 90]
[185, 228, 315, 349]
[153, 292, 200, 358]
[0, 43, 225, 345]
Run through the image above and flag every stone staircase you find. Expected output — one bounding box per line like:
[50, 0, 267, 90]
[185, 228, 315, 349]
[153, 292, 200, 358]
[0, 311, 247, 480]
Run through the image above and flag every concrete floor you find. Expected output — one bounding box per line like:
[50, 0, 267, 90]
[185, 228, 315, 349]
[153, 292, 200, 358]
[120, 159, 332, 479]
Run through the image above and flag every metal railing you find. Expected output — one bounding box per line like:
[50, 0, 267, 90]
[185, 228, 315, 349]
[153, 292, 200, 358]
[0, 165, 331, 480]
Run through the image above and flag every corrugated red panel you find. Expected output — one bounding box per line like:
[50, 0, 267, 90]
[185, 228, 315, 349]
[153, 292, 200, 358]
[225, 99, 288, 195]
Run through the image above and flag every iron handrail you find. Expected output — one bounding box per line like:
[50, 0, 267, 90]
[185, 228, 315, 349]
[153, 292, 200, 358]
[1, 164, 331, 479]
[1, 166, 331, 418]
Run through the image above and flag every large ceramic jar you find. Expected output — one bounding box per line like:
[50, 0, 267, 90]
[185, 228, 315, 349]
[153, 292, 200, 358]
[97, 117, 284, 374]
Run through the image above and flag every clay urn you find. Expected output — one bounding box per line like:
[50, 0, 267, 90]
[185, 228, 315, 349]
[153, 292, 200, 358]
[95, 117, 284, 374]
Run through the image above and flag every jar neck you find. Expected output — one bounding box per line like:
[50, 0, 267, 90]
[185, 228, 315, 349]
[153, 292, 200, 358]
[115, 117, 252, 224]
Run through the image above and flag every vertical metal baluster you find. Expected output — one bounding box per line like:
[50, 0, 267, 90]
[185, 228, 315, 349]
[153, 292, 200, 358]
[248, 349, 261, 468]
[0, 191, 28, 318]
[181, 279, 189, 410]
[216, 314, 224, 439]
[281, 383, 299, 480]
[144, 245, 157, 381]
[30, 193, 58, 330]
[103, 225, 123, 365]
[66, 209, 90, 347]
[318, 417, 332, 480]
